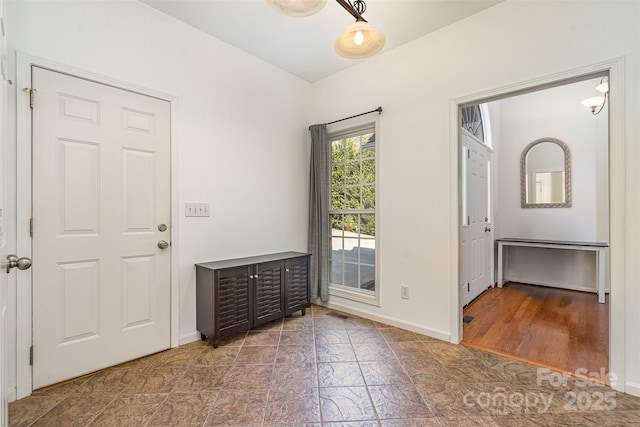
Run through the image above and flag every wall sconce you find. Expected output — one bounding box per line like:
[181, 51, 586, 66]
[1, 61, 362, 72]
[267, 0, 386, 59]
[581, 77, 609, 115]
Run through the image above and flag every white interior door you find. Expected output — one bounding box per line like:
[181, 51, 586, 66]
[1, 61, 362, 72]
[461, 130, 492, 306]
[1, 0, 9, 419]
[0, 72, 6, 427]
[31, 67, 171, 388]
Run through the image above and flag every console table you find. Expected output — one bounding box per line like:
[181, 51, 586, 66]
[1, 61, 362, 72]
[496, 238, 608, 303]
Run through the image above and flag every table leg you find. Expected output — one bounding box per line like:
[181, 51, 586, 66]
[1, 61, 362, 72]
[597, 247, 606, 303]
[497, 242, 504, 288]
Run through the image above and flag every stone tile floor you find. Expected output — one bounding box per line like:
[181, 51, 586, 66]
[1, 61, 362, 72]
[9, 305, 640, 426]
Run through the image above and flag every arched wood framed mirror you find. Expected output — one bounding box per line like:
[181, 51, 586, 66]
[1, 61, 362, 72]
[521, 138, 571, 208]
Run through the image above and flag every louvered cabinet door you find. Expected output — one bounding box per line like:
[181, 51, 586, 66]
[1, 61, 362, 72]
[253, 261, 284, 326]
[195, 264, 252, 348]
[216, 266, 252, 337]
[285, 256, 311, 316]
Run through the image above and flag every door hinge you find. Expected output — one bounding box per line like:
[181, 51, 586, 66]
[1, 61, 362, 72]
[30, 218, 33, 237]
[24, 87, 37, 109]
[29, 345, 33, 366]
[467, 283, 470, 292]
[467, 148, 470, 159]
[467, 216, 470, 224]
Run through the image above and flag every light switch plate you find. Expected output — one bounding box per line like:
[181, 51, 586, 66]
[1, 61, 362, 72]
[185, 202, 210, 217]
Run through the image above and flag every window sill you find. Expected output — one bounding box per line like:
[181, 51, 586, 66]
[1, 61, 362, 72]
[329, 285, 380, 307]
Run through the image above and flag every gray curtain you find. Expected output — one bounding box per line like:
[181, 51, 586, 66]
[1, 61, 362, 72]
[308, 124, 330, 302]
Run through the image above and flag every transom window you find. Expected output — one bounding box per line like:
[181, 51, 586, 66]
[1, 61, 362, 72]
[462, 104, 485, 143]
[329, 126, 376, 295]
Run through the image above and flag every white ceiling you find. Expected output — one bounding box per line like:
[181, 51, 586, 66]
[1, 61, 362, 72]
[141, 0, 503, 82]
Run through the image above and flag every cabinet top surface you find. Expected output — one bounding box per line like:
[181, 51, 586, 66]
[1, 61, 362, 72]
[196, 251, 310, 270]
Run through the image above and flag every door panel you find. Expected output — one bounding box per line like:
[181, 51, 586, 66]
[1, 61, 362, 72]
[32, 67, 171, 388]
[57, 260, 100, 345]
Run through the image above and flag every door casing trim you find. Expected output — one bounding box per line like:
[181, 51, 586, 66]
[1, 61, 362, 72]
[449, 57, 625, 392]
[16, 52, 180, 398]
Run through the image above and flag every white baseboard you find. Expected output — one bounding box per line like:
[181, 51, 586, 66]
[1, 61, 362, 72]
[179, 331, 202, 346]
[507, 279, 610, 294]
[8, 386, 17, 403]
[318, 301, 451, 342]
[625, 381, 640, 397]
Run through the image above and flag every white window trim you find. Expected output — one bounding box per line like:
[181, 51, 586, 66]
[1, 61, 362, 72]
[327, 120, 380, 307]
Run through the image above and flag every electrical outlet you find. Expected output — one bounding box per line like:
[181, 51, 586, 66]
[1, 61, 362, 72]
[185, 202, 210, 217]
[400, 285, 409, 300]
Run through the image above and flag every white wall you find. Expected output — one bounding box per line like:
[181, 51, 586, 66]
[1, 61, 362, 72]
[494, 78, 607, 242]
[490, 78, 609, 291]
[308, 0, 640, 394]
[4, 0, 310, 397]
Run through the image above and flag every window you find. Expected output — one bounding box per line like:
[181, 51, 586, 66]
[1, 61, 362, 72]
[461, 105, 484, 142]
[329, 126, 376, 299]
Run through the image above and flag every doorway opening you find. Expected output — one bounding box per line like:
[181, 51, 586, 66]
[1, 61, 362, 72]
[458, 73, 611, 384]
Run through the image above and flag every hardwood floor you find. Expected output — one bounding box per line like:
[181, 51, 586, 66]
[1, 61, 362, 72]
[462, 282, 610, 385]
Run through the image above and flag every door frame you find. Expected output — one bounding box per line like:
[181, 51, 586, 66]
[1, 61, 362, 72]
[449, 57, 625, 392]
[15, 52, 180, 398]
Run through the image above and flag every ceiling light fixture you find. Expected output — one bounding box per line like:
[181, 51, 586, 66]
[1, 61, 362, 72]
[266, 0, 328, 17]
[267, 0, 385, 59]
[581, 77, 609, 115]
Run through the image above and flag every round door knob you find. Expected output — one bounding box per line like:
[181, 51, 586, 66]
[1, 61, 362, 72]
[157, 240, 169, 249]
[157, 223, 167, 232]
[6, 254, 32, 273]
[17, 257, 32, 270]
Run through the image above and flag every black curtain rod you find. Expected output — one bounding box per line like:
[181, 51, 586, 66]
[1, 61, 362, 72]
[327, 106, 382, 125]
[309, 106, 382, 130]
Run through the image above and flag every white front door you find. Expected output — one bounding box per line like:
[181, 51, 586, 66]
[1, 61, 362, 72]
[461, 130, 493, 306]
[31, 67, 171, 388]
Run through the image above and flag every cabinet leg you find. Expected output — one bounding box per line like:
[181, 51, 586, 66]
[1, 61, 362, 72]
[301, 308, 306, 316]
[200, 333, 207, 341]
[212, 337, 220, 348]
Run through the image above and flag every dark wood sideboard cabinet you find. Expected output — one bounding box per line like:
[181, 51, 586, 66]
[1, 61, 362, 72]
[196, 252, 311, 347]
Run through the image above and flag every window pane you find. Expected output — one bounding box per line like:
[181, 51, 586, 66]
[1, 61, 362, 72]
[332, 164, 345, 187]
[362, 185, 375, 210]
[331, 261, 343, 285]
[344, 214, 358, 235]
[345, 161, 360, 185]
[343, 238, 359, 264]
[331, 215, 343, 235]
[345, 138, 361, 161]
[359, 243, 375, 266]
[362, 133, 375, 157]
[331, 188, 344, 210]
[360, 265, 375, 291]
[331, 140, 344, 163]
[331, 236, 343, 263]
[344, 264, 358, 288]
[345, 186, 360, 209]
[360, 214, 375, 237]
[361, 159, 375, 184]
